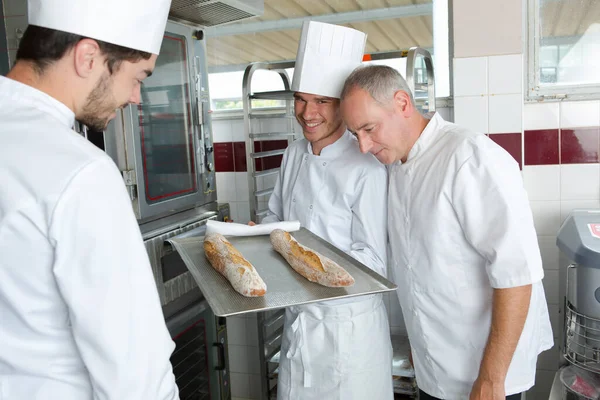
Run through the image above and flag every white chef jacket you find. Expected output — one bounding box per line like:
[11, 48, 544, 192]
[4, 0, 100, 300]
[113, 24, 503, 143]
[0, 76, 179, 400]
[389, 113, 553, 399]
[262, 130, 388, 278]
[263, 131, 392, 399]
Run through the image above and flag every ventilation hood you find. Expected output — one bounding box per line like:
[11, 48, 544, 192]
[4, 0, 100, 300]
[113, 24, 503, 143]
[169, 0, 263, 28]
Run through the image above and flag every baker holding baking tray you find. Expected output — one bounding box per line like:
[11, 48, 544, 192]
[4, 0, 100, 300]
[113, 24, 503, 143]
[254, 21, 393, 400]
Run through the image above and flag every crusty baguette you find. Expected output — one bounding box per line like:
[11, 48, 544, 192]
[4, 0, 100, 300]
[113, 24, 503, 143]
[203, 233, 267, 297]
[270, 229, 354, 287]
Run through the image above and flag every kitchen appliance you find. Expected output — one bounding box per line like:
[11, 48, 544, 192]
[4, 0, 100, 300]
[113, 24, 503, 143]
[551, 209, 600, 399]
[83, 20, 217, 224]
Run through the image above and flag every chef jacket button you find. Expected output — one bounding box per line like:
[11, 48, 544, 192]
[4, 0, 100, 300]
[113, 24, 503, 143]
[322, 162, 327, 166]
[412, 308, 418, 316]
[406, 264, 412, 270]
[293, 198, 296, 202]
[309, 205, 313, 209]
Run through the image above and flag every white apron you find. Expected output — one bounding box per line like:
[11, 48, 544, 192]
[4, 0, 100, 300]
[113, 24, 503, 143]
[277, 295, 393, 400]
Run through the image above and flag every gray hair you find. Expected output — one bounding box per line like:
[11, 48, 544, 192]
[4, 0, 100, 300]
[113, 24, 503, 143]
[340, 65, 416, 108]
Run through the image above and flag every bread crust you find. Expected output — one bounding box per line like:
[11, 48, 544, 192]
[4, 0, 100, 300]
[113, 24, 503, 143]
[270, 229, 354, 287]
[204, 233, 267, 297]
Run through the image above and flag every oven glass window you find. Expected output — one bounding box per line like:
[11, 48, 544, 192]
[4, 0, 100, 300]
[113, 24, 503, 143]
[137, 33, 197, 203]
[171, 319, 212, 399]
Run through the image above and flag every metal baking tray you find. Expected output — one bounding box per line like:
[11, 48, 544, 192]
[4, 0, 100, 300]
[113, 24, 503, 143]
[167, 228, 397, 317]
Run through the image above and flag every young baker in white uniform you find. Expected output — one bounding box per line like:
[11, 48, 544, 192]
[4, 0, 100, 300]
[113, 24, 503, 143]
[261, 21, 393, 400]
[341, 65, 553, 400]
[0, 1, 179, 399]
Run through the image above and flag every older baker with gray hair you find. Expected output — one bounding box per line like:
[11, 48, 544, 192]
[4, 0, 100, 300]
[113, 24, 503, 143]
[340, 65, 553, 400]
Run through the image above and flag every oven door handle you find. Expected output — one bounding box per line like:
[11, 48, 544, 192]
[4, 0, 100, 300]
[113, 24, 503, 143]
[213, 342, 226, 371]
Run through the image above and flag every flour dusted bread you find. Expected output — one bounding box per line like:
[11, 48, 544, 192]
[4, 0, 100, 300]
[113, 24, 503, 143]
[270, 229, 354, 287]
[203, 233, 267, 297]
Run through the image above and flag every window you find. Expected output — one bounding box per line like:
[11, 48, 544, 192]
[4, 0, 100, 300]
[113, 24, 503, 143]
[206, 0, 450, 113]
[528, 0, 600, 100]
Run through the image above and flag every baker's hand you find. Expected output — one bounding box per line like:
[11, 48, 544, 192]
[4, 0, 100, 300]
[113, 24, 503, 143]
[469, 377, 505, 400]
[248, 221, 256, 226]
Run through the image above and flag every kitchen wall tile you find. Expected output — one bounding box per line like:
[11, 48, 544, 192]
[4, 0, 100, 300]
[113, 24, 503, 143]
[489, 133, 522, 168]
[235, 172, 250, 202]
[560, 200, 600, 223]
[453, 57, 488, 96]
[212, 120, 233, 143]
[536, 345, 559, 371]
[454, 96, 488, 134]
[561, 127, 600, 164]
[231, 119, 246, 142]
[229, 345, 250, 374]
[524, 103, 560, 131]
[489, 94, 522, 134]
[216, 172, 237, 203]
[488, 54, 522, 95]
[529, 201, 562, 236]
[560, 164, 600, 201]
[524, 129, 559, 166]
[231, 373, 251, 398]
[523, 165, 561, 201]
[214, 142, 235, 172]
[226, 202, 239, 223]
[248, 374, 262, 399]
[233, 142, 247, 172]
[537, 235, 560, 271]
[237, 201, 251, 224]
[226, 317, 248, 346]
[531, 370, 556, 400]
[560, 100, 600, 128]
[542, 269, 559, 306]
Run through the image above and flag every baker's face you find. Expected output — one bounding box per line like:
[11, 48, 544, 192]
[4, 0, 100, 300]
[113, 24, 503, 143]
[341, 87, 409, 165]
[78, 54, 157, 131]
[294, 92, 343, 146]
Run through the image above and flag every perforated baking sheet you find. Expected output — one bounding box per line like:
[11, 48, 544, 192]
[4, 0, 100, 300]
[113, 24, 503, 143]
[167, 228, 397, 317]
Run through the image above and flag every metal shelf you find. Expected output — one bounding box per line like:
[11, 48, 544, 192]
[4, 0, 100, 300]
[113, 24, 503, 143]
[250, 90, 295, 100]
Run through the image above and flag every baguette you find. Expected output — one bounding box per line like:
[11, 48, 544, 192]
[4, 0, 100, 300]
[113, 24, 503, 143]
[270, 229, 354, 287]
[203, 233, 267, 297]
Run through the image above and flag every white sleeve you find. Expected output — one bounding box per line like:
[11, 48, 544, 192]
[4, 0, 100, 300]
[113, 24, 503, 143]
[349, 164, 388, 277]
[49, 158, 179, 400]
[451, 137, 544, 288]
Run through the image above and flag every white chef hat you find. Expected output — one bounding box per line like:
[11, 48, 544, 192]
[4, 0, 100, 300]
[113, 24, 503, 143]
[291, 21, 367, 99]
[27, 0, 171, 55]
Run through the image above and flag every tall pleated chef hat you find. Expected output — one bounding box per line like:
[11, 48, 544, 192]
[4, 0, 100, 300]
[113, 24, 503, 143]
[291, 21, 367, 99]
[27, 0, 171, 55]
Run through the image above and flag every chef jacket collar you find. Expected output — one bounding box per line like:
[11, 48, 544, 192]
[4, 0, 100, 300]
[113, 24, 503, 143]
[1, 76, 75, 129]
[403, 112, 442, 164]
[305, 130, 355, 159]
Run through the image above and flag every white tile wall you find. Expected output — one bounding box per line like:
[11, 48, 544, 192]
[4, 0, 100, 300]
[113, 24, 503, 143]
[529, 201, 562, 236]
[216, 172, 237, 203]
[488, 54, 522, 95]
[560, 164, 600, 201]
[560, 100, 600, 128]
[454, 96, 488, 133]
[489, 94, 522, 133]
[523, 165, 561, 201]
[541, 270, 559, 306]
[537, 236, 560, 272]
[524, 103, 560, 131]
[560, 200, 600, 223]
[212, 119, 233, 143]
[453, 57, 488, 96]
[231, 119, 246, 142]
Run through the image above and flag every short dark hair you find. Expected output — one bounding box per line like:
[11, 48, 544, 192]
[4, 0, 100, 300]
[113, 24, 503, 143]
[16, 25, 152, 75]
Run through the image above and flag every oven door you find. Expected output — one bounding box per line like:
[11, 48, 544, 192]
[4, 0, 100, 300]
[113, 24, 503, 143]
[167, 298, 231, 400]
[121, 21, 216, 222]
